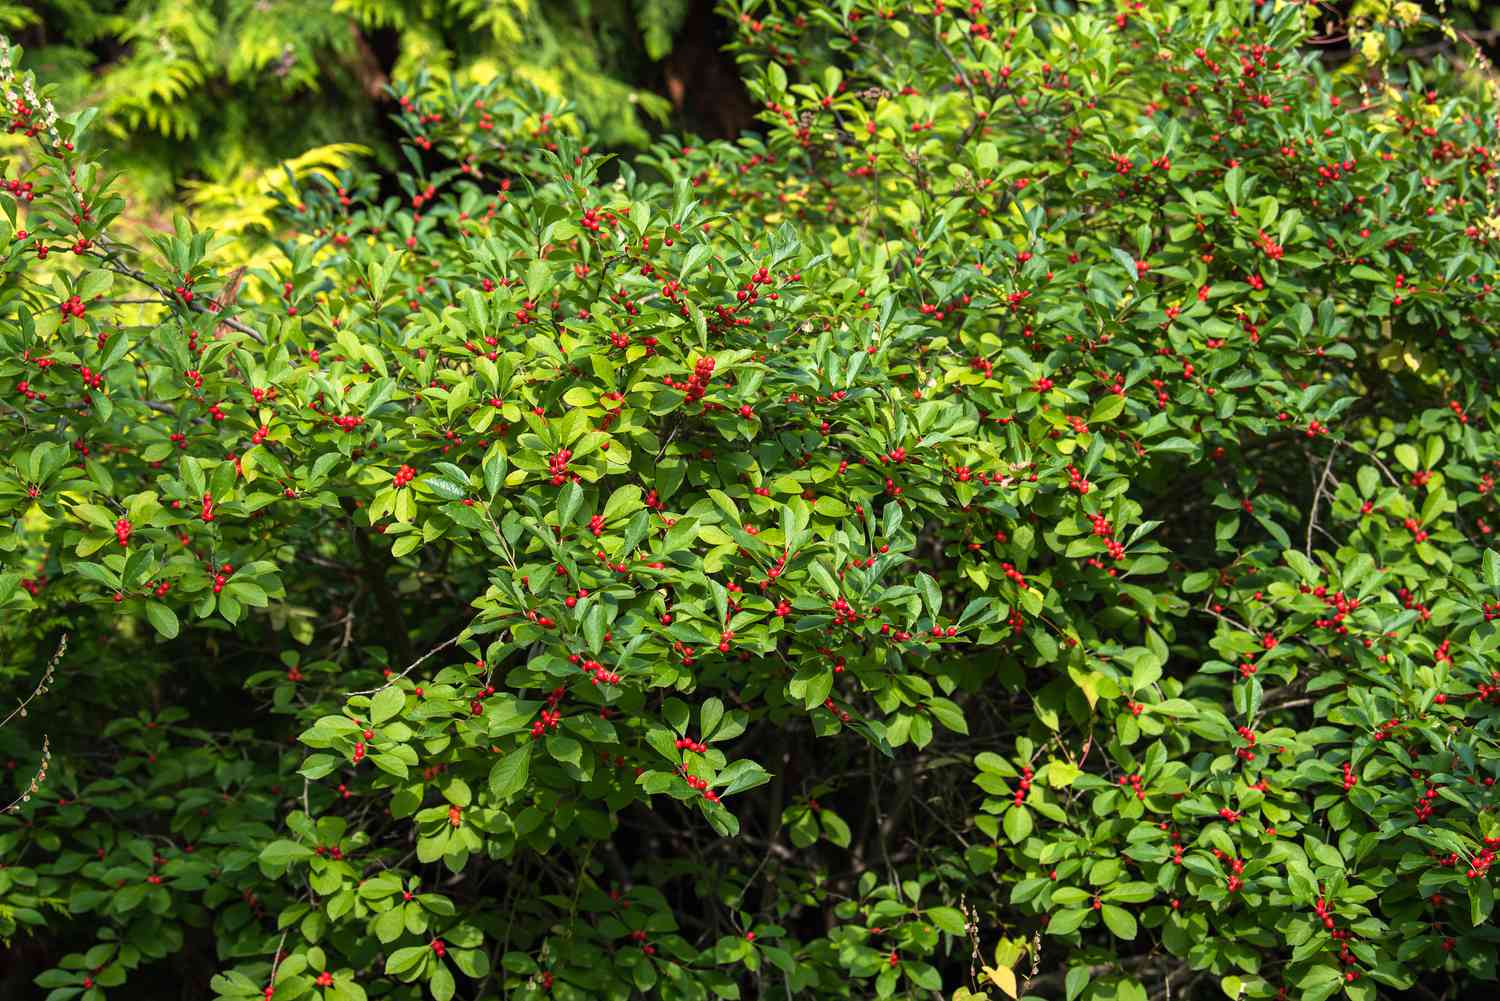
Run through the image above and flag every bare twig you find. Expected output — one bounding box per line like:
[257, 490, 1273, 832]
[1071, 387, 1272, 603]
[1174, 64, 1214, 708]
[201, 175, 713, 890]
[2, 735, 50, 815]
[1343, 441, 1402, 489]
[267, 928, 290, 989]
[86, 249, 267, 344]
[2, 635, 65, 814]
[0, 634, 63, 732]
[1199, 597, 1258, 636]
[1305, 443, 1340, 557]
[345, 633, 464, 696]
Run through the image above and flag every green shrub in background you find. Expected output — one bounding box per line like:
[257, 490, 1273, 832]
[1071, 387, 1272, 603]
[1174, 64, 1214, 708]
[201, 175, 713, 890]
[4, 2, 1500, 1001]
[11, 0, 686, 209]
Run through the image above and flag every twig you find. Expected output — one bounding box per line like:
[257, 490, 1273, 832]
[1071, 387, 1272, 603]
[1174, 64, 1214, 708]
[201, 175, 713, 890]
[338, 609, 356, 651]
[345, 633, 463, 696]
[1400, 27, 1500, 60]
[267, 928, 290, 990]
[2, 636, 65, 815]
[87, 249, 267, 344]
[1261, 696, 1316, 713]
[2, 735, 50, 815]
[0, 633, 63, 732]
[1305, 444, 1340, 557]
[1199, 597, 1258, 636]
[1343, 441, 1402, 489]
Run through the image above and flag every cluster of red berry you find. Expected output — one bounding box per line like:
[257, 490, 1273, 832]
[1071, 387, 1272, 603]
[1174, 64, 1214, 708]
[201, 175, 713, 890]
[1013, 765, 1033, 808]
[547, 448, 574, 486]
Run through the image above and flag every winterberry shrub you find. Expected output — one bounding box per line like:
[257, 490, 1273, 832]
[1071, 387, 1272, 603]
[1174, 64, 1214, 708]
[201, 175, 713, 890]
[3, 4, 1500, 1001]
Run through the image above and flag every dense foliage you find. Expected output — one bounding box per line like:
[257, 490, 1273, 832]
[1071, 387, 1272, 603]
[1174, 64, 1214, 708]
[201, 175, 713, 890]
[11, 0, 693, 207]
[5, 3, 1500, 1001]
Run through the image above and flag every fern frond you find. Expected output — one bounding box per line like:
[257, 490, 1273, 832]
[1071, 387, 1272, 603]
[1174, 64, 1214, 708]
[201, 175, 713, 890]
[98, 55, 207, 139]
[635, 0, 689, 62]
[117, 2, 218, 63]
[224, 1, 353, 87]
[330, 0, 409, 31]
[390, 25, 454, 85]
[181, 142, 370, 248]
[0, 4, 37, 31]
[443, 0, 529, 43]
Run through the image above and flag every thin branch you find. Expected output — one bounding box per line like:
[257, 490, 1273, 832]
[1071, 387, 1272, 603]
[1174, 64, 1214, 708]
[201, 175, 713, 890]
[1199, 597, 1258, 636]
[267, 929, 290, 990]
[0, 633, 63, 732]
[345, 633, 464, 696]
[1400, 27, 1500, 60]
[2, 735, 50, 815]
[1, 635, 65, 815]
[1305, 443, 1340, 557]
[86, 249, 267, 344]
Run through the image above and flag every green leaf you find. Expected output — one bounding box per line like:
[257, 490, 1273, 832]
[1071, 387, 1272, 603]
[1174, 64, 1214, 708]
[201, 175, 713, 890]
[1065, 966, 1090, 1001]
[1004, 805, 1032, 843]
[926, 697, 968, 735]
[1104, 882, 1156, 904]
[1045, 762, 1082, 788]
[145, 602, 179, 638]
[299, 754, 337, 780]
[77, 269, 114, 301]
[385, 945, 428, 978]
[430, 963, 455, 1001]
[916, 572, 941, 621]
[602, 484, 643, 523]
[370, 686, 405, 725]
[489, 744, 531, 801]
[70, 560, 120, 588]
[1484, 549, 1500, 590]
[483, 447, 508, 498]
[767, 60, 787, 94]
[583, 603, 605, 654]
[1091, 394, 1126, 423]
[1283, 549, 1318, 582]
[1472, 877, 1494, 926]
[717, 759, 771, 797]
[558, 480, 583, 527]
[374, 906, 406, 944]
[425, 473, 467, 501]
[260, 839, 314, 867]
[546, 734, 582, 768]
[700, 697, 725, 740]
[926, 906, 966, 936]
[1046, 908, 1088, 935]
[808, 560, 840, 598]
[1100, 904, 1137, 940]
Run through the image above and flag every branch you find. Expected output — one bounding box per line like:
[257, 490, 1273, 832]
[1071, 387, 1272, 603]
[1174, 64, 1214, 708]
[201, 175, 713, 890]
[2, 635, 66, 815]
[0, 633, 63, 732]
[1305, 443, 1340, 557]
[86, 249, 267, 345]
[345, 633, 463, 697]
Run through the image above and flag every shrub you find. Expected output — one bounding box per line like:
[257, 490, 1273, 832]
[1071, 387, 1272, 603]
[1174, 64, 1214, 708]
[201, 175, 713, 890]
[3, 3, 1500, 1001]
[12, 0, 683, 206]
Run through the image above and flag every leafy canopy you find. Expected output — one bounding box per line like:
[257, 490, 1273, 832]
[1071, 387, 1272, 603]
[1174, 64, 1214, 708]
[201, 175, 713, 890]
[3, 3, 1500, 1001]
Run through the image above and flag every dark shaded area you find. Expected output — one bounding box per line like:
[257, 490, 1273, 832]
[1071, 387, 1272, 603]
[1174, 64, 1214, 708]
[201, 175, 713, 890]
[660, 0, 758, 139]
[11, 0, 755, 167]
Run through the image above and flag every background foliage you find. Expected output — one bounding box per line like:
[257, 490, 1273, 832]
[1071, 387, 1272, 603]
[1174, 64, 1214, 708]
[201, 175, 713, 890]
[5, 2, 1500, 1001]
[9, 0, 709, 214]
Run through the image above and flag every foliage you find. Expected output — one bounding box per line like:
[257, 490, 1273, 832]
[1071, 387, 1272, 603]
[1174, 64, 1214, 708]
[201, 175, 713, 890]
[15, 0, 681, 208]
[4, 2, 1500, 1001]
